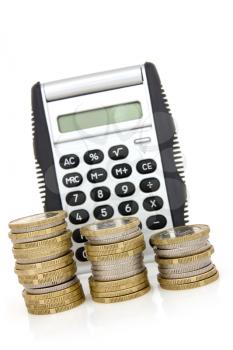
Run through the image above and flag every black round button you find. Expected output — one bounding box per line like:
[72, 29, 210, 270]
[118, 200, 139, 216]
[59, 154, 79, 169]
[94, 205, 114, 220]
[84, 149, 104, 165]
[90, 187, 111, 202]
[72, 229, 87, 243]
[136, 159, 157, 174]
[143, 196, 163, 211]
[87, 168, 107, 183]
[112, 163, 132, 179]
[146, 215, 167, 230]
[66, 191, 86, 206]
[75, 247, 88, 262]
[62, 173, 83, 188]
[108, 145, 129, 160]
[69, 209, 89, 224]
[115, 182, 135, 197]
[140, 178, 160, 193]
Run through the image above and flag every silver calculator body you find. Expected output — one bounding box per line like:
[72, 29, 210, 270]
[32, 62, 188, 273]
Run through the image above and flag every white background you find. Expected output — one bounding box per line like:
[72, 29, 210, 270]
[0, 1, 232, 349]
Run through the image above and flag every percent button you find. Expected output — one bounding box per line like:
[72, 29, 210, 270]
[84, 150, 104, 165]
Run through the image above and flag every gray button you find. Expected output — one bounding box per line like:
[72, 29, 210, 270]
[134, 137, 151, 144]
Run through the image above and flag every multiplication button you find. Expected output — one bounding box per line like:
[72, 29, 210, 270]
[59, 154, 79, 169]
[66, 191, 86, 206]
[69, 209, 89, 224]
[118, 201, 139, 216]
[115, 182, 135, 197]
[136, 159, 157, 174]
[143, 196, 163, 211]
[146, 215, 167, 230]
[84, 149, 104, 164]
[94, 205, 114, 220]
[62, 173, 83, 187]
[87, 168, 107, 183]
[112, 163, 132, 178]
[108, 145, 129, 160]
[140, 178, 160, 193]
[90, 187, 111, 202]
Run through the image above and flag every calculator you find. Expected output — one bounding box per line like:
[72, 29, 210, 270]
[31, 62, 188, 273]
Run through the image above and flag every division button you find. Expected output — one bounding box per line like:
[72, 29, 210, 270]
[66, 191, 86, 206]
[108, 145, 129, 160]
[69, 209, 89, 225]
[59, 154, 79, 169]
[72, 229, 87, 243]
[62, 173, 83, 187]
[87, 168, 107, 183]
[112, 163, 132, 179]
[118, 200, 139, 216]
[115, 182, 135, 197]
[140, 177, 160, 192]
[136, 159, 157, 174]
[94, 205, 114, 220]
[146, 215, 167, 230]
[84, 149, 104, 165]
[90, 187, 111, 202]
[75, 247, 88, 262]
[143, 196, 163, 211]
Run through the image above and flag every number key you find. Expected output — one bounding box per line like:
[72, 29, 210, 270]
[91, 187, 111, 202]
[94, 205, 114, 220]
[66, 191, 86, 206]
[115, 182, 135, 197]
[69, 209, 89, 224]
[118, 200, 139, 216]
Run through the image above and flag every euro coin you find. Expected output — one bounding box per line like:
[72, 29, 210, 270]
[13, 230, 72, 249]
[91, 281, 150, 298]
[158, 258, 212, 274]
[92, 265, 146, 282]
[25, 276, 79, 295]
[159, 263, 215, 279]
[26, 296, 85, 315]
[154, 241, 211, 258]
[87, 243, 146, 262]
[92, 285, 150, 303]
[87, 228, 142, 245]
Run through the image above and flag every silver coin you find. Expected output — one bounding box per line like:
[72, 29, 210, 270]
[10, 219, 66, 233]
[86, 227, 141, 245]
[92, 261, 143, 274]
[15, 249, 71, 264]
[154, 241, 211, 258]
[91, 253, 143, 268]
[25, 276, 79, 294]
[22, 273, 76, 289]
[91, 255, 143, 271]
[155, 237, 209, 250]
[92, 266, 146, 282]
[159, 263, 215, 279]
[158, 258, 212, 274]
[10, 230, 67, 244]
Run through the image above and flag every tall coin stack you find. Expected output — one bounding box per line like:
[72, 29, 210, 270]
[8, 211, 85, 315]
[81, 217, 150, 303]
[150, 224, 219, 290]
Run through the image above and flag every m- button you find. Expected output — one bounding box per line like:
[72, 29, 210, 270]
[136, 159, 157, 174]
[62, 173, 83, 187]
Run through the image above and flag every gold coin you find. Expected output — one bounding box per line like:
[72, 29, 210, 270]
[27, 296, 85, 315]
[158, 266, 217, 285]
[159, 271, 219, 290]
[155, 246, 214, 266]
[150, 224, 210, 246]
[15, 251, 74, 275]
[13, 241, 72, 259]
[92, 285, 150, 303]
[24, 276, 79, 295]
[89, 270, 148, 291]
[85, 234, 144, 256]
[20, 270, 76, 288]
[15, 247, 72, 264]
[87, 243, 146, 262]
[81, 217, 140, 237]
[9, 211, 67, 233]
[8, 223, 67, 243]
[23, 281, 81, 301]
[13, 230, 72, 249]
[90, 281, 149, 298]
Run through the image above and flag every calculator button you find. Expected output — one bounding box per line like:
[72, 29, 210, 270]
[140, 178, 160, 193]
[90, 187, 111, 202]
[84, 149, 104, 164]
[69, 209, 89, 224]
[72, 229, 87, 243]
[146, 215, 167, 230]
[59, 154, 79, 169]
[94, 205, 114, 220]
[66, 191, 86, 206]
[118, 200, 139, 216]
[115, 182, 135, 197]
[108, 145, 129, 160]
[112, 163, 132, 178]
[75, 247, 88, 262]
[143, 196, 163, 211]
[87, 168, 107, 183]
[62, 173, 83, 187]
[136, 159, 157, 174]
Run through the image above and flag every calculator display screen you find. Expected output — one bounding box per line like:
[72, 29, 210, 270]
[57, 101, 142, 133]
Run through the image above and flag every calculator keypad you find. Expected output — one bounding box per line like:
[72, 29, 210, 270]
[136, 159, 157, 174]
[140, 178, 160, 193]
[108, 145, 129, 160]
[66, 191, 86, 206]
[94, 205, 114, 220]
[112, 163, 132, 178]
[87, 168, 107, 183]
[59, 154, 79, 169]
[84, 149, 104, 164]
[115, 182, 135, 197]
[69, 209, 89, 224]
[72, 229, 87, 243]
[118, 200, 139, 216]
[90, 187, 111, 202]
[143, 196, 163, 211]
[63, 173, 83, 187]
[146, 215, 167, 230]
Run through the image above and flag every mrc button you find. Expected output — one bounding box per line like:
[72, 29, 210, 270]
[136, 159, 157, 174]
[59, 154, 79, 169]
[62, 173, 83, 187]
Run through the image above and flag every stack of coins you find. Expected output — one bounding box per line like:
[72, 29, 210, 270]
[150, 224, 219, 290]
[81, 217, 150, 303]
[8, 211, 85, 314]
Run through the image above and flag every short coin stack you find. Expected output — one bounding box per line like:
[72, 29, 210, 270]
[150, 224, 219, 290]
[81, 217, 150, 303]
[8, 211, 85, 314]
